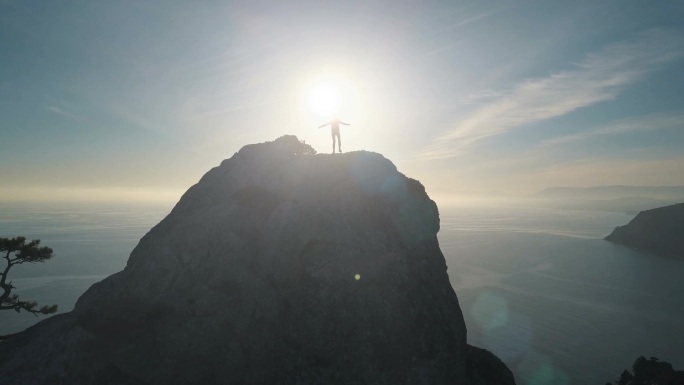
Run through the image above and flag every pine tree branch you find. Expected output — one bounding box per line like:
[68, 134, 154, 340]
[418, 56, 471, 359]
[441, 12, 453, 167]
[0, 298, 58, 315]
[0, 251, 12, 305]
[0, 236, 58, 339]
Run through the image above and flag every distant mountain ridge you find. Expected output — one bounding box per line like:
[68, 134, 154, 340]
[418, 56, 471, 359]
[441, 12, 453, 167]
[532, 186, 684, 213]
[535, 186, 684, 200]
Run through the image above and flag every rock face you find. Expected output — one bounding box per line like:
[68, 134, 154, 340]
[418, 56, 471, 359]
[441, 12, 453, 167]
[0, 136, 515, 385]
[606, 356, 684, 385]
[605, 203, 684, 258]
[466, 345, 516, 385]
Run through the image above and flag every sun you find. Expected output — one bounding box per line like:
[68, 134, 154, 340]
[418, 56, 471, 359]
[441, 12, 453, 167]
[308, 81, 341, 118]
[300, 72, 363, 125]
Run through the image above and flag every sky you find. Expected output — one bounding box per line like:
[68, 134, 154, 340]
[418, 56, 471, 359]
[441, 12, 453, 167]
[1, 0, 683, 202]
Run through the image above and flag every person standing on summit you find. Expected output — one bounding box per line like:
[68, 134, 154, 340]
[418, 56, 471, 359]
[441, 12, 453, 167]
[318, 118, 349, 154]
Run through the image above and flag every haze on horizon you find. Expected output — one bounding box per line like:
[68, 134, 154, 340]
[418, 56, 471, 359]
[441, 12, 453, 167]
[1, 1, 683, 203]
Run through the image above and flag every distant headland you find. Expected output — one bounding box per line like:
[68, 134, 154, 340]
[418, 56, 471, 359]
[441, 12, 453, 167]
[605, 203, 684, 259]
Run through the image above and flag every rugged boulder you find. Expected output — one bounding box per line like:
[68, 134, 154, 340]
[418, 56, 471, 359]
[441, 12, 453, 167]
[0, 135, 515, 385]
[605, 203, 684, 258]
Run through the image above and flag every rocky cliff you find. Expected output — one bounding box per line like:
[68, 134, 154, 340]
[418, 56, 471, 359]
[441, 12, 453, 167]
[0, 135, 514, 385]
[605, 203, 684, 258]
[606, 356, 684, 385]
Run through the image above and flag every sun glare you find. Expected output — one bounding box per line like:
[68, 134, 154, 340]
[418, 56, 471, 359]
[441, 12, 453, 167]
[308, 81, 341, 117]
[298, 72, 365, 148]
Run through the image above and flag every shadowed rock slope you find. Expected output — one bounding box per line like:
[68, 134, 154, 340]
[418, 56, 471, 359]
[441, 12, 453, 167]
[605, 203, 684, 258]
[606, 356, 684, 385]
[0, 136, 515, 385]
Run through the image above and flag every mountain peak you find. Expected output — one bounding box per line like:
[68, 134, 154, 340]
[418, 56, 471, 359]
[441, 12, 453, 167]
[0, 136, 514, 385]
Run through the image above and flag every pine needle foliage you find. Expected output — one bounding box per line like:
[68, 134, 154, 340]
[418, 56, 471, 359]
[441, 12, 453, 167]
[0, 236, 58, 339]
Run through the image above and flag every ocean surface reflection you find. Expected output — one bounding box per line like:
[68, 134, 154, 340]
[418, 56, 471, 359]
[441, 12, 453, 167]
[441, 205, 684, 385]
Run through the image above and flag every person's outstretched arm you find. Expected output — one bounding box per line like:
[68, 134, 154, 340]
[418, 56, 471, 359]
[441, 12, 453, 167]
[318, 122, 329, 128]
[340, 121, 350, 126]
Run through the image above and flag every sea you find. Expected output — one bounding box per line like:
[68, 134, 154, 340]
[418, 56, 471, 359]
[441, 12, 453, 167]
[1, 201, 682, 385]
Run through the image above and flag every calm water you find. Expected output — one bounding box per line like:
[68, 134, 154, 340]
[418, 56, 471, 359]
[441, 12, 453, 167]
[0, 202, 172, 334]
[441, 205, 684, 385]
[1, 201, 682, 384]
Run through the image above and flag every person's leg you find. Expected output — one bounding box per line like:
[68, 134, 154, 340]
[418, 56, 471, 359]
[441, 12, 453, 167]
[331, 131, 336, 153]
[333, 131, 342, 153]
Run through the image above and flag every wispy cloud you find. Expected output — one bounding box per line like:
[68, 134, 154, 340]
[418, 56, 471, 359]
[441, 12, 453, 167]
[542, 112, 684, 146]
[452, 155, 684, 195]
[107, 105, 166, 134]
[183, 101, 271, 122]
[528, 156, 684, 187]
[442, 8, 506, 32]
[458, 89, 504, 105]
[47, 106, 82, 121]
[421, 40, 463, 58]
[419, 29, 684, 160]
[419, 8, 506, 58]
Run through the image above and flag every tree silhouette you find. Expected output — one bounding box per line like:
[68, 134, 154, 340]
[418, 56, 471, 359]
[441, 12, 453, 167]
[294, 139, 317, 155]
[273, 135, 317, 155]
[1, 236, 58, 340]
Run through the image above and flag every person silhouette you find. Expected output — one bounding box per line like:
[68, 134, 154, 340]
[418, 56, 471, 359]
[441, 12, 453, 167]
[318, 118, 349, 153]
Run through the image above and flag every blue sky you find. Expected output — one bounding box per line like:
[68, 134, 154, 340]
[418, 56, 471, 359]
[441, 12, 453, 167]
[1, 0, 683, 201]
